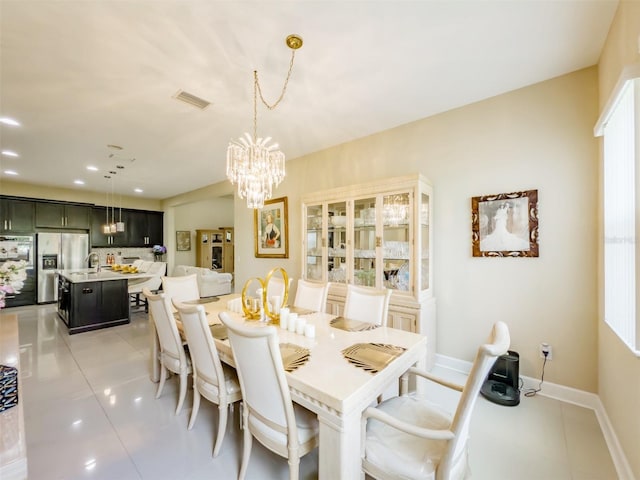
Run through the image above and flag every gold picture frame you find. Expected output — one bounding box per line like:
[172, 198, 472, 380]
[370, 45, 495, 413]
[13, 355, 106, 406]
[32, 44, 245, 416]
[176, 230, 191, 251]
[471, 189, 539, 257]
[254, 197, 289, 258]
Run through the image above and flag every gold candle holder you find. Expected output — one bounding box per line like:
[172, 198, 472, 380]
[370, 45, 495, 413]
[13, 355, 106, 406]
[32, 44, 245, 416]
[263, 267, 289, 325]
[241, 277, 266, 320]
[240, 268, 289, 324]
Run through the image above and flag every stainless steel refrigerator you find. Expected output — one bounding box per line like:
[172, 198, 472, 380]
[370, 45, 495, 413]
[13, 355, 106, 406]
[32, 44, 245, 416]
[37, 232, 89, 303]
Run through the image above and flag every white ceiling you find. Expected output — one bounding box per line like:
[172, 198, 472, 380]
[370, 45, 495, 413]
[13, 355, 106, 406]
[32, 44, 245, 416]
[0, 0, 618, 200]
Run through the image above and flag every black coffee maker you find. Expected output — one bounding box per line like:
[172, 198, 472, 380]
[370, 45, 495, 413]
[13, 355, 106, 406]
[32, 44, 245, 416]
[480, 350, 520, 406]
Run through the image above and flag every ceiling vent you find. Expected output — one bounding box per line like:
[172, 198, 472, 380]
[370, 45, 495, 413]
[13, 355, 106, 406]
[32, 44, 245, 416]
[173, 90, 211, 110]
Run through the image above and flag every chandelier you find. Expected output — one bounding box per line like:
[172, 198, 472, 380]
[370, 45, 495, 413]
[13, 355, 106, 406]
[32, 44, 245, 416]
[226, 34, 303, 209]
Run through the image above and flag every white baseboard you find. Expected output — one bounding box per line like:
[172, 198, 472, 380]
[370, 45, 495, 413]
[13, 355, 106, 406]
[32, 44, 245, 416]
[434, 354, 634, 480]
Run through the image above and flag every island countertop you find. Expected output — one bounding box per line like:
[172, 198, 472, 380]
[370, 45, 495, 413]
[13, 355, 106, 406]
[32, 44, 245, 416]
[57, 269, 152, 283]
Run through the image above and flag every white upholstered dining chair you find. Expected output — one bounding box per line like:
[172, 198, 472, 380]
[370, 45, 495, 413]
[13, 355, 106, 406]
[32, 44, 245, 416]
[143, 288, 191, 415]
[361, 321, 510, 480]
[219, 312, 319, 480]
[293, 279, 329, 313]
[343, 284, 392, 326]
[161, 273, 200, 303]
[174, 303, 242, 457]
[128, 261, 166, 311]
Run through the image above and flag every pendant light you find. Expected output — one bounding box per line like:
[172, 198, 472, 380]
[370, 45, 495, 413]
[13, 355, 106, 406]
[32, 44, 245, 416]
[103, 175, 112, 234]
[116, 165, 125, 232]
[102, 168, 126, 234]
[109, 171, 117, 233]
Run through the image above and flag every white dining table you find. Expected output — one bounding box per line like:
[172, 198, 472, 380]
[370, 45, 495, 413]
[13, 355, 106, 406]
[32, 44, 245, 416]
[149, 293, 427, 480]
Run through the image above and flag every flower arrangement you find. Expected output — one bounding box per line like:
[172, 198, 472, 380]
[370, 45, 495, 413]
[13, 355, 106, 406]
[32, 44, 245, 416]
[152, 245, 167, 260]
[0, 260, 27, 309]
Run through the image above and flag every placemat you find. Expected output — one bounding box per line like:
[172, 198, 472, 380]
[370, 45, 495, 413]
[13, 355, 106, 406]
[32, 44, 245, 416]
[209, 324, 228, 341]
[288, 306, 316, 316]
[341, 343, 406, 374]
[279, 343, 311, 372]
[184, 296, 220, 305]
[330, 316, 380, 332]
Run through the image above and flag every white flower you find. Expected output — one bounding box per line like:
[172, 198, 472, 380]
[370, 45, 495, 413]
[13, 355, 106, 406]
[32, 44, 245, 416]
[0, 260, 28, 308]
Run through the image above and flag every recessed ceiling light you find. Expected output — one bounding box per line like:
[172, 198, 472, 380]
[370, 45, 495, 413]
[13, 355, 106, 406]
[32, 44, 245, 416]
[4, 170, 18, 175]
[74, 180, 85, 185]
[1, 150, 18, 157]
[134, 188, 143, 193]
[86, 165, 98, 171]
[0, 117, 20, 127]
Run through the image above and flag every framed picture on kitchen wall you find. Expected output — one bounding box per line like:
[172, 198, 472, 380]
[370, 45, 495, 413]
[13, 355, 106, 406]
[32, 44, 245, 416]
[254, 196, 289, 258]
[471, 189, 539, 257]
[176, 230, 191, 251]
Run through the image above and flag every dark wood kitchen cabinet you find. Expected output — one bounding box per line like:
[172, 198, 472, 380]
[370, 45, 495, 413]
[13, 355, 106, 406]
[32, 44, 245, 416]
[127, 210, 163, 246]
[90, 206, 121, 247]
[90, 206, 163, 247]
[0, 198, 35, 233]
[36, 202, 90, 229]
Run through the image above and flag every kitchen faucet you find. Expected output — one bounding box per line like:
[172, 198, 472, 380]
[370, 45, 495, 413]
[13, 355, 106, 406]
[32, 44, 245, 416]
[85, 252, 101, 272]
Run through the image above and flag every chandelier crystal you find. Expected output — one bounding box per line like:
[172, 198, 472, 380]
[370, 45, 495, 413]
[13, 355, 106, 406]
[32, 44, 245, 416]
[226, 34, 302, 209]
[226, 133, 286, 209]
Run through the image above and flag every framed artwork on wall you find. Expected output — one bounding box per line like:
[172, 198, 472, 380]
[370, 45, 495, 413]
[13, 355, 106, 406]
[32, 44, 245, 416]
[254, 196, 289, 258]
[471, 189, 539, 257]
[176, 230, 191, 251]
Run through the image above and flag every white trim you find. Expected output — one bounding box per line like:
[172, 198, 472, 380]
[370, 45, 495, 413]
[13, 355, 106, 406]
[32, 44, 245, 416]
[594, 63, 640, 136]
[606, 321, 640, 357]
[434, 354, 634, 479]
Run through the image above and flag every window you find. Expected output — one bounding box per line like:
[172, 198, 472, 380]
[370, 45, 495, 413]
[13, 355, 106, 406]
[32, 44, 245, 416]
[595, 66, 640, 355]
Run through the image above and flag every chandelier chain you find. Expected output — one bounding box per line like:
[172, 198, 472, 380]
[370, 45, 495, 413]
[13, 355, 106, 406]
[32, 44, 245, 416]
[255, 49, 297, 111]
[252, 50, 297, 141]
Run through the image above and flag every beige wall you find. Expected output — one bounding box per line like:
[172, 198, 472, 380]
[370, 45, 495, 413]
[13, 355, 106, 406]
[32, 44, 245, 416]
[0, 179, 163, 211]
[166, 197, 234, 273]
[235, 66, 600, 393]
[597, 2, 640, 478]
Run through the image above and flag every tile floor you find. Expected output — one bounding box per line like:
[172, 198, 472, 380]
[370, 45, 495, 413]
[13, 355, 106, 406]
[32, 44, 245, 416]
[11, 304, 618, 480]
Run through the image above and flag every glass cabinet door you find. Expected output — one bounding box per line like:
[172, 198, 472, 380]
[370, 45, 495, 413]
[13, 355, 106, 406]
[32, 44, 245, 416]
[327, 201, 347, 284]
[304, 204, 324, 281]
[420, 191, 430, 291]
[302, 174, 433, 300]
[382, 192, 411, 292]
[353, 197, 376, 286]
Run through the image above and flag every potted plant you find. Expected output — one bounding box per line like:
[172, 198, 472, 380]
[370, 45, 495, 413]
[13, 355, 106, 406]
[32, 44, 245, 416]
[152, 245, 167, 262]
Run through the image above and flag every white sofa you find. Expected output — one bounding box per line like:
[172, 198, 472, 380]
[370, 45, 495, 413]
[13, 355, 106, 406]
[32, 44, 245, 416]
[172, 265, 233, 297]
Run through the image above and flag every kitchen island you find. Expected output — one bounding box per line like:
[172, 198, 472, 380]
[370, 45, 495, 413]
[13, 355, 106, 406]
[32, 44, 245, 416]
[57, 269, 151, 334]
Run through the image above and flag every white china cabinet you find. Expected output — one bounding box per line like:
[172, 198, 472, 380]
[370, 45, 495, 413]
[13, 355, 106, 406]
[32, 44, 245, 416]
[302, 174, 436, 367]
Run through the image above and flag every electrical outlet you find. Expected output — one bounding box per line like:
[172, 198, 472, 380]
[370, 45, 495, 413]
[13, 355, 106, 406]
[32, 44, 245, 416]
[540, 342, 553, 360]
